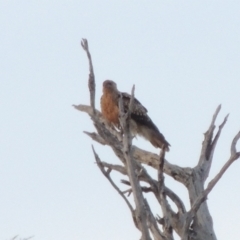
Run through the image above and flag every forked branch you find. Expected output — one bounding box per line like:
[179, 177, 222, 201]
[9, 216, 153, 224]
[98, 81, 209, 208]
[91, 146, 135, 218]
[198, 105, 229, 181]
[182, 131, 240, 239]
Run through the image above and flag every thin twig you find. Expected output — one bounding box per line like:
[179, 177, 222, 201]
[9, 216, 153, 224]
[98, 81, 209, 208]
[91, 145, 134, 214]
[199, 105, 221, 163]
[101, 162, 127, 175]
[144, 200, 166, 240]
[231, 131, 240, 156]
[157, 149, 173, 240]
[201, 113, 229, 181]
[81, 39, 96, 113]
[121, 179, 152, 195]
[73, 104, 125, 160]
[129, 84, 135, 112]
[211, 114, 229, 149]
[83, 131, 106, 145]
[158, 149, 165, 190]
[121, 174, 186, 215]
[164, 187, 186, 214]
[211, 104, 221, 126]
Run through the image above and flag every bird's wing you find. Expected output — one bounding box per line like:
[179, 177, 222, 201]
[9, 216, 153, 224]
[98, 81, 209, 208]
[121, 92, 156, 128]
[121, 92, 170, 150]
[121, 92, 148, 115]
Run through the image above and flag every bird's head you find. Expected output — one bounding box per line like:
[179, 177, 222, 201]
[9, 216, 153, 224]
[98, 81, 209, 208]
[102, 80, 118, 93]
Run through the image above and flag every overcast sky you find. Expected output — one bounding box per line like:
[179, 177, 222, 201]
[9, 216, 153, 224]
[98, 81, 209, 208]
[1, 1, 240, 240]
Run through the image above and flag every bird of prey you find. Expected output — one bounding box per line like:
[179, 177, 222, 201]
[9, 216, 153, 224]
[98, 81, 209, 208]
[100, 80, 170, 151]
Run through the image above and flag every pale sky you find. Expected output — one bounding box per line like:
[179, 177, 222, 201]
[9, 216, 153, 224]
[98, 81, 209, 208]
[1, 1, 240, 240]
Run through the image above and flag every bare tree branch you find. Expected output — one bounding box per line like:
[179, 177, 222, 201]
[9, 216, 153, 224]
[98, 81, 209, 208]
[73, 104, 122, 141]
[144, 200, 167, 240]
[133, 146, 191, 185]
[201, 131, 240, 204]
[199, 105, 221, 162]
[74, 104, 191, 187]
[182, 130, 240, 239]
[119, 86, 152, 240]
[231, 131, 240, 156]
[118, 169, 186, 215]
[160, 202, 173, 237]
[82, 131, 187, 223]
[158, 149, 165, 190]
[73, 104, 126, 164]
[120, 151, 184, 238]
[83, 131, 106, 145]
[78, 39, 240, 240]
[91, 145, 135, 218]
[198, 105, 229, 181]
[121, 180, 153, 196]
[157, 149, 173, 240]
[164, 187, 186, 214]
[211, 114, 229, 151]
[81, 39, 95, 113]
[106, 161, 186, 237]
[9, 236, 34, 240]
[129, 84, 135, 111]
[101, 162, 127, 175]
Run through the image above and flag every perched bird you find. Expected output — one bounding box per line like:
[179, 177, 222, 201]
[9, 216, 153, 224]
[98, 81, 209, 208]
[100, 80, 170, 151]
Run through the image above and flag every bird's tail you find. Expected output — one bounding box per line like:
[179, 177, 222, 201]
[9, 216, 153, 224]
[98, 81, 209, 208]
[149, 130, 170, 151]
[137, 122, 170, 151]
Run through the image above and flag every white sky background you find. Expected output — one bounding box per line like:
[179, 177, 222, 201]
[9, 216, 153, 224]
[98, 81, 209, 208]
[0, 1, 240, 239]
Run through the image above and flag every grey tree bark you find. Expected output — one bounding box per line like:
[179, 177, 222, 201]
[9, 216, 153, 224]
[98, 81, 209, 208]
[75, 39, 240, 240]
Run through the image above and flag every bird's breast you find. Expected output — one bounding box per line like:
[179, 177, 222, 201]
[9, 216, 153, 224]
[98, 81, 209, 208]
[101, 93, 119, 125]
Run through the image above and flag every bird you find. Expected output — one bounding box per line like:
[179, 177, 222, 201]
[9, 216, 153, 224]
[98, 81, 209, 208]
[100, 80, 170, 151]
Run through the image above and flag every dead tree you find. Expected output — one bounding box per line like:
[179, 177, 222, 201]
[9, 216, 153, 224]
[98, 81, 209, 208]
[74, 39, 240, 240]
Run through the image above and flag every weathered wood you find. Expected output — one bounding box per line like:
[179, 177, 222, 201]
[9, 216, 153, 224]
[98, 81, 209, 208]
[76, 39, 240, 240]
